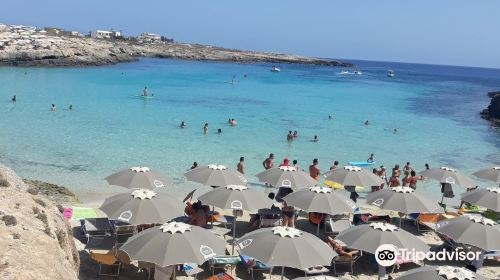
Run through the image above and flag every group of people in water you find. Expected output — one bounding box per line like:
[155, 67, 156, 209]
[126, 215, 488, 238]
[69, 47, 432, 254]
[179, 118, 238, 135]
[286, 130, 319, 142]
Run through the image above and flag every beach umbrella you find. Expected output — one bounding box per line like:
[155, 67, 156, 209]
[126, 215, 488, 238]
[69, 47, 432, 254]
[105, 166, 173, 189]
[460, 187, 500, 212]
[366, 186, 444, 226]
[335, 222, 429, 254]
[256, 166, 317, 189]
[237, 226, 336, 280]
[283, 186, 358, 234]
[436, 215, 500, 251]
[473, 167, 500, 184]
[419, 167, 474, 187]
[394, 266, 488, 280]
[323, 166, 384, 188]
[99, 189, 185, 225]
[184, 164, 247, 187]
[198, 184, 274, 253]
[120, 222, 227, 278]
[420, 166, 475, 204]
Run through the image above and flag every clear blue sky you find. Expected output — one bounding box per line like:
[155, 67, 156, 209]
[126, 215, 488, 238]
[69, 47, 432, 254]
[2, 0, 500, 68]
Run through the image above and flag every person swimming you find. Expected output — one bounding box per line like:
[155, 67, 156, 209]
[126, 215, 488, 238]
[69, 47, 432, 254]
[293, 131, 298, 138]
[287, 131, 294, 141]
[190, 162, 198, 169]
[217, 128, 222, 134]
[329, 114, 333, 120]
[312, 135, 319, 142]
[364, 120, 369, 125]
[180, 121, 186, 128]
[203, 123, 208, 134]
[11, 95, 16, 102]
[69, 105, 73, 110]
[143, 86, 148, 96]
[367, 153, 374, 162]
[51, 104, 56, 112]
[230, 119, 237, 126]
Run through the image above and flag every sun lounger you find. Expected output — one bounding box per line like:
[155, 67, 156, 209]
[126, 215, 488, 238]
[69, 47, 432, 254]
[331, 254, 360, 275]
[204, 272, 239, 280]
[80, 218, 114, 243]
[208, 255, 241, 275]
[484, 250, 500, 260]
[415, 212, 459, 232]
[182, 263, 204, 277]
[89, 249, 121, 278]
[325, 215, 351, 235]
[115, 225, 137, 247]
[239, 255, 272, 279]
[258, 208, 282, 228]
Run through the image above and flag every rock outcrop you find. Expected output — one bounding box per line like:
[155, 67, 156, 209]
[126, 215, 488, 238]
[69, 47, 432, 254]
[0, 164, 79, 280]
[0, 25, 353, 67]
[480, 91, 500, 126]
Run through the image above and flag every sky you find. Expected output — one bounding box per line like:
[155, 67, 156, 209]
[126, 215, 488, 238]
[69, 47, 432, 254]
[1, 0, 500, 68]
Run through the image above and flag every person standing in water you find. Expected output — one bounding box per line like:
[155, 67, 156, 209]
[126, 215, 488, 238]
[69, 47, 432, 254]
[203, 123, 208, 134]
[190, 162, 198, 169]
[11, 95, 16, 103]
[263, 153, 274, 170]
[51, 104, 56, 112]
[330, 161, 339, 170]
[309, 159, 320, 181]
[364, 120, 369, 125]
[143, 86, 148, 97]
[237, 157, 245, 174]
[287, 131, 294, 141]
[292, 160, 299, 170]
[180, 121, 186, 128]
[312, 135, 319, 142]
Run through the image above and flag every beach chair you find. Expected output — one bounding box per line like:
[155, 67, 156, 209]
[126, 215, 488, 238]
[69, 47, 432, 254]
[182, 263, 204, 278]
[208, 255, 241, 275]
[89, 247, 121, 278]
[80, 218, 114, 243]
[114, 225, 137, 247]
[258, 208, 282, 228]
[331, 254, 361, 275]
[138, 261, 155, 280]
[204, 272, 238, 280]
[303, 265, 329, 276]
[239, 255, 273, 279]
[325, 215, 351, 235]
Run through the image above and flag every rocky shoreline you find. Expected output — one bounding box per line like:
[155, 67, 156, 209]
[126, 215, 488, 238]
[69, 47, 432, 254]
[0, 25, 352, 67]
[480, 91, 500, 126]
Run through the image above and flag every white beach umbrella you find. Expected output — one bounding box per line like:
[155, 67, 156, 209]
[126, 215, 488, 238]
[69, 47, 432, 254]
[256, 166, 317, 190]
[184, 164, 247, 187]
[105, 166, 173, 189]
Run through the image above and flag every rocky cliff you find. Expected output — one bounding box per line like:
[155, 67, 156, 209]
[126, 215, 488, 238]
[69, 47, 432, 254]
[0, 25, 352, 67]
[480, 91, 500, 126]
[0, 164, 79, 280]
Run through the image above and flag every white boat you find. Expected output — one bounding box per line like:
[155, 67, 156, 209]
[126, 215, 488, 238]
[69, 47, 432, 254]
[270, 66, 280, 72]
[387, 70, 395, 77]
[354, 70, 363, 75]
[338, 70, 350, 75]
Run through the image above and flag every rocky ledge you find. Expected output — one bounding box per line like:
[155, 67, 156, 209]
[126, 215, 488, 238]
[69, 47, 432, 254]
[0, 27, 352, 67]
[480, 91, 500, 126]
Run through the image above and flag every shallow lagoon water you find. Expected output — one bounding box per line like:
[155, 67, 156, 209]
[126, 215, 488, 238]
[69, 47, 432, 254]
[0, 59, 499, 199]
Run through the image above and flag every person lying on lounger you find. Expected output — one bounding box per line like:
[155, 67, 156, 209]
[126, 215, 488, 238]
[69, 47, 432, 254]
[326, 236, 359, 260]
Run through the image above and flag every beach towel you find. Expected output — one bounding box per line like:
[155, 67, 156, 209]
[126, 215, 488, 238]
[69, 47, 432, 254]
[72, 207, 97, 220]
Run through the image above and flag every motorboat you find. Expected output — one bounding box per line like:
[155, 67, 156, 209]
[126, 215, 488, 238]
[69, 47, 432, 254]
[387, 69, 395, 77]
[354, 70, 363, 75]
[270, 66, 280, 72]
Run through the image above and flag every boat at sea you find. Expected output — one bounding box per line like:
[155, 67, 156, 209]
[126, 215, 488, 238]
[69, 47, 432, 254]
[270, 66, 280, 72]
[387, 69, 395, 77]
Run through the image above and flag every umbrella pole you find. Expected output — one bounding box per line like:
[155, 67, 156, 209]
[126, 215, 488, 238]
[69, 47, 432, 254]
[317, 220, 320, 235]
[211, 206, 215, 226]
[281, 266, 284, 280]
[172, 266, 176, 280]
[232, 215, 236, 255]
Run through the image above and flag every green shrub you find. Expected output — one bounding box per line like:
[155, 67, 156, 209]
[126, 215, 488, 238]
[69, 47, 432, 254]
[36, 212, 48, 226]
[2, 215, 17, 226]
[27, 186, 39, 195]
[0, 178, 9, 187]
[33, 198, 46, 207]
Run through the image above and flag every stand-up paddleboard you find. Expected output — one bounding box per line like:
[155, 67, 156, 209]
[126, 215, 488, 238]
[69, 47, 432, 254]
[134, 95, 154, 99]
[348, 161, 375, 167]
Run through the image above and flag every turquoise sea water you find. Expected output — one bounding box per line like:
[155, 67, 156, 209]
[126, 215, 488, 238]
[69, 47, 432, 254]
[0, 59, 499, 199]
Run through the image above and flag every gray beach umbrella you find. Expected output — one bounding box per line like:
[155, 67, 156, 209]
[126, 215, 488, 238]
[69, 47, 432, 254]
[436, 215, 500, 251]
[473, 166, 500, 184]
[99, 189, 185, 225]
[419, 167, 475, 187]
[323, 166, 384, 188]
[394, 266, 488, 280]
[237, 226, 336, 279]
[283, 186, 358, 214]
[105, 166, 173, 189]
[256, 166, 317, 189]
[283, 186, 357, 234]
[335, 222, 429, 254]
[184, 164, 247, 187]
[120, 222, 227, 274]
[366, 186, 444, 226]
[198, 184, 274, 253]
[460, 187, 500, 212]
[198, 184, 273, 211]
